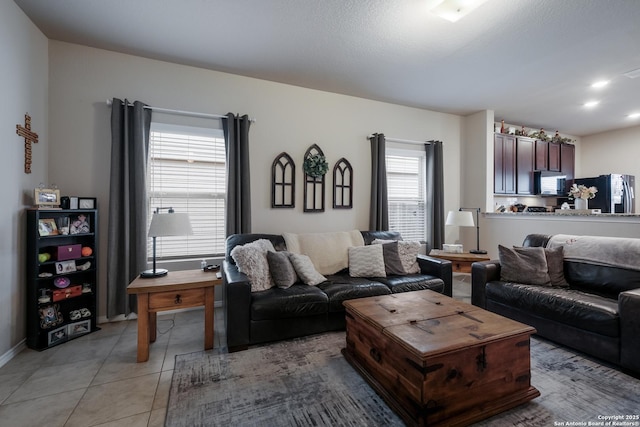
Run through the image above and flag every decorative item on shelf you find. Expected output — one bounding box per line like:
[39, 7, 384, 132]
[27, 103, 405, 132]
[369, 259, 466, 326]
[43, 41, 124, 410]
[56, 216, 70, 235]
[47, 325, 67, 345]
[529, 128, 550, 141]
[78, 197, 96, 209]
[70, 214, 90, 234]
[333, 158, 353, 209]
[38, 289, 51, 304]
[141, 207, 193, 278]
[514, 125, 527, 136]
[271, 152, 295, 208]
[60, 196, 70, 209]
[37, 218, 58, 236]
[303, 144, 326, 213]
[55, 260, 76, 274]
[39, 304, 63, 329]
[34, 184, 61, 209]
[445, 208, 487, 254]
[500, 120, 505, 133]
[53, 276, 71, 289]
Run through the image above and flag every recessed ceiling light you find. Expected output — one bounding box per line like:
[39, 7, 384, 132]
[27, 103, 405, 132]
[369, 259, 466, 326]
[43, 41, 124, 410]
[628, 112, 640, 119]
[591, 80, 609, 89]
[584, 101, 599, 108]
[427, 0, 491, 22]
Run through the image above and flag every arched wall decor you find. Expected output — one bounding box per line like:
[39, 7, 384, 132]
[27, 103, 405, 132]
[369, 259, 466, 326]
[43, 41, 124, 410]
[303, 144, 326, 212]
[271, 152, 295, 208]
[333, 158, 353, 209]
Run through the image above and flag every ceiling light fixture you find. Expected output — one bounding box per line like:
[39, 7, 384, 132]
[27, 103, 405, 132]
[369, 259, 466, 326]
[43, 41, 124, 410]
[591, 80, 609, 89]
[584, 101, 600, 108]
[628, 113, 640, 119]
[427, 0, 491, 23]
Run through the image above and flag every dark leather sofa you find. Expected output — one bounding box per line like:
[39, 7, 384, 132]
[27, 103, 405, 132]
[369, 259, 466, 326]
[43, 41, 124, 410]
[223, 230, 452, 351]
[472, 233, 640, 375]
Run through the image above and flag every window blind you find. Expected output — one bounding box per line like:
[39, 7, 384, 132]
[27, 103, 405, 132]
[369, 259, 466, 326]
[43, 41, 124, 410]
[148, 123, 226, 259]
[386, 150, 426, 242]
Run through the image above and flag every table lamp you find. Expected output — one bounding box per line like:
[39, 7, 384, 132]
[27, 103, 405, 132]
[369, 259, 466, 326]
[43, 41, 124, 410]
[140, 207, 193, 278]
[445, 208, 487, 254]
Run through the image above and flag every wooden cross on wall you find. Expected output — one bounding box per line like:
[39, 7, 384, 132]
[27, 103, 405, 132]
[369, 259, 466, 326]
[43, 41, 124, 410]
[16, 113, 39, 174]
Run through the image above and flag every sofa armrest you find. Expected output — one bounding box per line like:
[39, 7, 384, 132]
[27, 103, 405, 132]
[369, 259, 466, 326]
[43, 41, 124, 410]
[619, 288, 640, 374]
[471, 260, 501, 308]
[223, 260, 252, 349]
[417, 254, 452, 297]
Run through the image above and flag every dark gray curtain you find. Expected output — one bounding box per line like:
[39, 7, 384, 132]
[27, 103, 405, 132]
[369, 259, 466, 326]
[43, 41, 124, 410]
[107, 98, 152, 318]
[426, 140, 444, 251]
[369, 133, 388, 231]
[223, 113, 252, 235]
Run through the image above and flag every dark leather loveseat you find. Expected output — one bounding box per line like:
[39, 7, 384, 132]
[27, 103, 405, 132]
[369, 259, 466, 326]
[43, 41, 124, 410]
[472, 233, 640, 375]
[223, 230, 452, 351]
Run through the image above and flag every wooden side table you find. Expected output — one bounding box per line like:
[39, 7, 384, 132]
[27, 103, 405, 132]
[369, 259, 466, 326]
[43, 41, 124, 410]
[429, 249, 490, 273]
[127, 269, 222, 362]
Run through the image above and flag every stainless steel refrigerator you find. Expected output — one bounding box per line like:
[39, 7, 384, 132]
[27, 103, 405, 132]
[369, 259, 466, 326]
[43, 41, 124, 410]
[574, 174, 635, 213]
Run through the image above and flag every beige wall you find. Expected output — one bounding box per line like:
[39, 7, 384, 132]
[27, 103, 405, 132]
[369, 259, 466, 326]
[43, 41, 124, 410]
[47, 41, 463, 321]
[0, 1, 49, 360]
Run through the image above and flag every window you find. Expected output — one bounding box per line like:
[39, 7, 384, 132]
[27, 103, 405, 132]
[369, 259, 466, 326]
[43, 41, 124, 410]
[386, 147, 426, 242]
[147, 123, 226, 260]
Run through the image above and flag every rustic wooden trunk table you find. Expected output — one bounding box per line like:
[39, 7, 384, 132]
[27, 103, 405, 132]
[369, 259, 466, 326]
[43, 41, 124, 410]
[343, 289, 540, 427]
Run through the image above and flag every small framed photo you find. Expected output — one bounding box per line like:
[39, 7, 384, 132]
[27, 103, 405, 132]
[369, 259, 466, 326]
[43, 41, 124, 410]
[34, 188, 61, 208]
[48, 325, 68, 345]
[55, 260, 76, 274]
[78, 197, 96, 210]
[38, 218, 59, 236]
[39, 304, 63, 329]
[70, 214, 90, 235]
[68, 320, 90, 337]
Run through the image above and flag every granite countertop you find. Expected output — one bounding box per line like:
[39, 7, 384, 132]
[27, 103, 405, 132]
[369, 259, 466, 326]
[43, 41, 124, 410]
[486, 211, 640, 217]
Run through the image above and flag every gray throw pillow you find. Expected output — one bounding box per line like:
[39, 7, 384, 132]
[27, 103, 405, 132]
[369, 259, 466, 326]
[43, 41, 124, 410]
[499, 245, 551, 286]
[545, 246, 569, 287]
[288, 253, 327, 286]
[381, 242, 406, 275]
[348, 245, 386, 277]
[230, 239, 275, 292]
[267, 251, 298, 289]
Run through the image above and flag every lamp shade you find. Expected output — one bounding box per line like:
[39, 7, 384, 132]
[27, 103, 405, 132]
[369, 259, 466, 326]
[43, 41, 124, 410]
[445, 210, 475, 227]
[148, 212, 193, 237]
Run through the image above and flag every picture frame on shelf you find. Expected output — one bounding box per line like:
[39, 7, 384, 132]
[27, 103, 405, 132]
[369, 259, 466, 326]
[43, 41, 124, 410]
[78, 197, 96, 209]
[68, 320, 91, 337]
[55, 260, 76, 274]
[39, 304, 63, 329]
[34, 188, 61, 208]
[47, 325, 68, 345]
[69, 196, 79, 210]
[38, 218, 58, 236]
[70, 214, 90, 234]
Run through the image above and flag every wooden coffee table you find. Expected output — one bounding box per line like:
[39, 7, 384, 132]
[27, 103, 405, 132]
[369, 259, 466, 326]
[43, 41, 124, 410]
[127, 270, 222, 362]
[343, 290, 539, 427]
[429, 249, 490, 273]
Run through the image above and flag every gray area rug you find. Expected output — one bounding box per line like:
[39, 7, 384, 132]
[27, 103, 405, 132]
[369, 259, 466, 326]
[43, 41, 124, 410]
[166, 332, 640, 427]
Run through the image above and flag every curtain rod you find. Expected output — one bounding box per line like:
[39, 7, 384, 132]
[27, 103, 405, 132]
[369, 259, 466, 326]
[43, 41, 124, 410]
[367, 135, 431, 145]
[106, 99, 256, 122]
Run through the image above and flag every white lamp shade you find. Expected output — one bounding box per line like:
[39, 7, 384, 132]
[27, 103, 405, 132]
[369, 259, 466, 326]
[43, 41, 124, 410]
[148, 212, 193, 237]
[445, 210, 475, 227]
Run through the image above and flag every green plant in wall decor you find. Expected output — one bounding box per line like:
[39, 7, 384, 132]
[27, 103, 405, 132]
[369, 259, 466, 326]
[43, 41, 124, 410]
[303, 144, 326, 212]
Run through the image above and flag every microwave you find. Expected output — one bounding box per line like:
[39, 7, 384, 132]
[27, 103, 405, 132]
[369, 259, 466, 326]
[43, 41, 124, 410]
[534, 171, 567, 196]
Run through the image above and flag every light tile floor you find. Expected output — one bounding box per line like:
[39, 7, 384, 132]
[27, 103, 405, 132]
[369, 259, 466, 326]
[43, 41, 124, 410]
[0, 277, 469, 427]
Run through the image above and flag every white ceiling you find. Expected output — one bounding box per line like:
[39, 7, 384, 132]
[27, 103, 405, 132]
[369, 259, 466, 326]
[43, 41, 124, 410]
[14, 0, 640, 137]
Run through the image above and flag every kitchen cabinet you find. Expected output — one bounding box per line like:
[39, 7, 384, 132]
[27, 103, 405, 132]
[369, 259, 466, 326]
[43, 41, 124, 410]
[494, 134, 516, 194]
[516, 137, 535, 194]
[535, 140, 548, 170]
[548, 142, 561, 171]
[560, 143, 575, 185]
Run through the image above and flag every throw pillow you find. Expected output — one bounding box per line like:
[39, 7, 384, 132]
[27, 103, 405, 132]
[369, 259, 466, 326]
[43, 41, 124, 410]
[380, 242, 406, 275]
[348, 245, 386, 277]
[267, 251, 298, 289]
[374, 239, 421, 274]
[230, 239, 275, 292]
[498, 245, 551, 286]
[545, 246, 570, 287]
[288, 253, 327, 286]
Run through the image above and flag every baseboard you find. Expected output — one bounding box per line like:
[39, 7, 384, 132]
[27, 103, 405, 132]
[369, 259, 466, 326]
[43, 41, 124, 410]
[0, 339, 26, 369]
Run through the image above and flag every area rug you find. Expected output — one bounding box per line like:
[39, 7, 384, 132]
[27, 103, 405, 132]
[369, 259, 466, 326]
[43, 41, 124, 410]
[166, 332, 640, 427]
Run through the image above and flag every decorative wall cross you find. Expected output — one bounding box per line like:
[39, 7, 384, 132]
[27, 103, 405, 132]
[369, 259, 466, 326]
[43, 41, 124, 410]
[16, 113, 39, 174]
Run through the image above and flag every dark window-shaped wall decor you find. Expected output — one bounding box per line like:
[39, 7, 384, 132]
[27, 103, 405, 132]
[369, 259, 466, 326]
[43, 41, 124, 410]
[303, 144, 326, 212]
[333, 158, 353, 209]
[271, 152, 295, 208]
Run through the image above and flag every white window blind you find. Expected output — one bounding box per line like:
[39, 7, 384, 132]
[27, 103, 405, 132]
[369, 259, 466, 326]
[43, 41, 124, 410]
[386, 148, 426, 242]
[148, 123, 226, 260]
